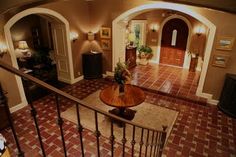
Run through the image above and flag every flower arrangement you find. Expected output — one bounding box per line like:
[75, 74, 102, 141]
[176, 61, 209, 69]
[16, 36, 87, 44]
[114, 61, 131, 85]
[137, 45, 153, 60]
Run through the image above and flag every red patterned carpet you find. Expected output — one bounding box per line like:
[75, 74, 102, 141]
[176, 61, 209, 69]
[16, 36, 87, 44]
[1, 79, 236, 157]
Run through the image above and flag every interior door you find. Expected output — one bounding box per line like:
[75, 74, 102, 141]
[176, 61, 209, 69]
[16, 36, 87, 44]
[51, 23, 71, 83]
[160, 19, 189, 67]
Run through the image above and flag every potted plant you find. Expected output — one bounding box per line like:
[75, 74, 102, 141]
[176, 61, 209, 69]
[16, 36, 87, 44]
[114, 61, 131, 94]
[138, 45, 153, 65]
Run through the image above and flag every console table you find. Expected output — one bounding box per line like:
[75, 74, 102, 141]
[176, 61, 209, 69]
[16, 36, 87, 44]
[218, 73, 236, 118]
[82, 52, 102, 79]
[125, 47, 137, 69]
[100, 84, 145, 120]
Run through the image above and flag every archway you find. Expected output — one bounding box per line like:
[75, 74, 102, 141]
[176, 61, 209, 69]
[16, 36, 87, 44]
[4, 8, 75, 106]
[112, 2, 216, 100]
[157, 14, 192, 69]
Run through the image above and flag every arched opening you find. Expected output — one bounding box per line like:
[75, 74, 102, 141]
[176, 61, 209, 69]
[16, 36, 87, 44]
[160, 18, 189, 67]
[4, 8, 75, 106]
[112, 2, 216, 101]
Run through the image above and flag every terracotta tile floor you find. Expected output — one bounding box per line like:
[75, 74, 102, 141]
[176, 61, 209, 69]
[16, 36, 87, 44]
[1, 79, 236, 157]
[130, 64, 207, 103]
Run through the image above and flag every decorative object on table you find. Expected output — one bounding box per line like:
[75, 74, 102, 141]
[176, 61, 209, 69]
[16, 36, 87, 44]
[100, 27, 111, 39]
[188, 50, 199, 72]
[100, 40, 111, 50]
[212, 54, 230, 68]
[216, 36, 235, 51]
[114, 61, 131, 94]
[18, 41, 31, 57]
[87, 31, 95, 41]
[137, 45, 153, 65]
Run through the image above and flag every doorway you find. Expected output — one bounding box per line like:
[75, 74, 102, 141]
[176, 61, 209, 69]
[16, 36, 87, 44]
[160, 18, 189, 67]
[4, 8, 75, 106]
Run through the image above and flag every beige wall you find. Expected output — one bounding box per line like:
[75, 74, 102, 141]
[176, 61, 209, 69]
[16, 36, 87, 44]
[0, 0, 236, 108]
[87, 0, 236, 100]
[11, 14, 41, 48]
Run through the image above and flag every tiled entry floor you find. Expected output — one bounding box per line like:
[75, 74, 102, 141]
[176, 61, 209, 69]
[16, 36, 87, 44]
[1, 79, 236, 157]
[130, 64, 207, 103]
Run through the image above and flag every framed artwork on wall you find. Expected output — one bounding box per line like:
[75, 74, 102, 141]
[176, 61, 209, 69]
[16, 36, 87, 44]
[130, 20, 147, 47]
[100, 27, 111, 39]
[216, 36, 235, 51]
[212, 54, 230, 68]
[101, 40, 111, 50]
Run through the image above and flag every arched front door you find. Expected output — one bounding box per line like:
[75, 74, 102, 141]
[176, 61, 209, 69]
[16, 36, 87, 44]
[160, 18, 189, 67]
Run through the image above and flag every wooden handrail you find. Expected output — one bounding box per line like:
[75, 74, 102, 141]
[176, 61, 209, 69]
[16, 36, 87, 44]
[0, 60, 166, 133]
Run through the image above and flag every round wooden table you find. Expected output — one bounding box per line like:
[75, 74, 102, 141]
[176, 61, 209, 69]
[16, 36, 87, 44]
[100, 84, 145, 120]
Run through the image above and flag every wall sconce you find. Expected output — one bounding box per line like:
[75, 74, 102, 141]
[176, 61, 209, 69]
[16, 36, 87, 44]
[0, 42, 7, 57]
[70, 32, 79, 42]
[196, 25, 205, 36]
[150, 24, 158, 32]
[87, 32, 95, 41]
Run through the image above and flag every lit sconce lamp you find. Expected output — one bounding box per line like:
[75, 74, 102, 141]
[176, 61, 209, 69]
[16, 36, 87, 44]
[87, 31, 95, 41]
[0, 42, 7, 57]
[196, 25, 205, 36]
[18, 40, 29, 56]
[70, 32, 79, 42]
[150, 24, 158, 32]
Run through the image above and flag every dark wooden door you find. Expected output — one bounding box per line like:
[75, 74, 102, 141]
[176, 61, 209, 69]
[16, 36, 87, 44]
[160, 18, 189, 66]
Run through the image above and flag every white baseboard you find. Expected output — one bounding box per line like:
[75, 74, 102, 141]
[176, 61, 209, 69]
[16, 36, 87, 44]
[207, 99, 219, 105]
[10, 100, 28, 113]
[71, 75, 84, 84]
[196, 90, 218, 105]
[106, 71, 114, 77]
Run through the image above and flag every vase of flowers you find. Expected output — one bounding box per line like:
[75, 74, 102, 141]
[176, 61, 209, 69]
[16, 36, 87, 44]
[138, 45, 153, 65]
[114, 61, 131, 95]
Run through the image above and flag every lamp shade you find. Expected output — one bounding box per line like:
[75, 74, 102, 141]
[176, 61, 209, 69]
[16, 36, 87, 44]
[88, 32, 95, 41]
[18, 41, 28, 49]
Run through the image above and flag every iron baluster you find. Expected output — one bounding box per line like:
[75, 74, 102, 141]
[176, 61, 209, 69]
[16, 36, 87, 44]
[131, 125, 136, 157]
[55, 94, 67, 157]
[149, 130, 155, 157]
[0, 88, 24, 157]
[139, 128, 144, 157]
[24, 83, 46, 157]
[153, 132, 159, 157]
[144, 130, 149, 157]
[94, 111, 101, 157]
[122, 123, 127, 157]
[109, 120, 115, 157]
[158, 126, 167, 157]
[75, 103, 85, 157]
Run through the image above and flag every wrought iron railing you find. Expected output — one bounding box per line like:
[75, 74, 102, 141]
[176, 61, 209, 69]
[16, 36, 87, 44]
[0, 60, 167, 157]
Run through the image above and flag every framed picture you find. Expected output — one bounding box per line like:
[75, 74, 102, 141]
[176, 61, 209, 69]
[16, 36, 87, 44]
[101, 40, 111, 50]
[212, 54, 230, 68]
[130, 20, 147, 47]
[216, 36, 235, 51]
[100, 27, 111, 39]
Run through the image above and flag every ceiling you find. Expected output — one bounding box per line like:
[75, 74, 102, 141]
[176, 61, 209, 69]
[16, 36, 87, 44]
[163, 0, 236, 14]
[1, 0, 236, 15]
